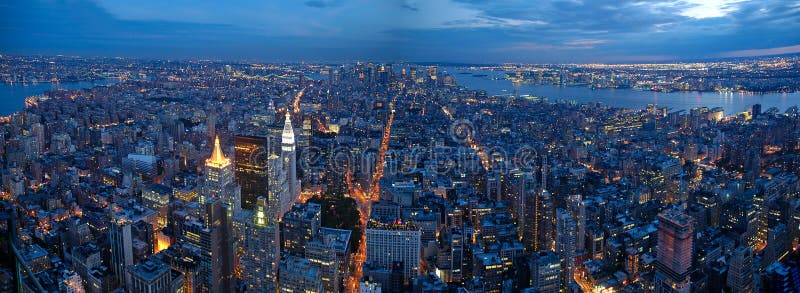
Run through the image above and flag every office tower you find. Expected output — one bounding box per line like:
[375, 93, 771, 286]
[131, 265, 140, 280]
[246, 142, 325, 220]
[233, 135, 269, 210]
[654, 209, 694, 293]
[268, 153, 291, 217]
[365, 219, 421, 282]
[242, 197, 280, 293]
[29, 122, 44, 158]
[305, 238, 340, 293]
[763, 223, 790, 268]
[537, 189, 555, 252]
[126, 259, 183, 293]
[109, 210, 134, 289]
[567, 194, 586, 251]
[727, 245, 754, 293]
[202, 136, 242, 217]
[529, 251, 560, 293]
[518, 172, 540, 252]
[505, 170, 536, 243]
[555, 208, 577, 289]
[301, 116, 311, 148]
[537, 157, 555, 251]
[282, 112, 299, 201]
[278, 256, 323, 293]
[436, 227, 464, 283]
[179, 198, 235, 293]
[142, 183, 171, 229]
[318, 227, 352, 287]
[280, 202, 321, 257]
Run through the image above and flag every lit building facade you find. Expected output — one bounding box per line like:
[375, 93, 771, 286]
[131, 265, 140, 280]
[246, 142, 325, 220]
[654, 209, 694, 293]
[365, 219, 421, 282]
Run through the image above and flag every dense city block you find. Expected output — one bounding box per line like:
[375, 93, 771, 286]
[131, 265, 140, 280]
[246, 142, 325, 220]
[1, 56, 799, 293]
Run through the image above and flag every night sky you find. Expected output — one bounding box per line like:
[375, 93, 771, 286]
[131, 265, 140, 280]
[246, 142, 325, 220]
[1, 0, 799, 63]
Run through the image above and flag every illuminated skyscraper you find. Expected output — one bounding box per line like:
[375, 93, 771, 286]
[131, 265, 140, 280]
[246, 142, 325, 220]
[365, 219, 421, 282]
[179, 198, 236, 293]
[305, 237, 341, 293]
[109, 209, 133, 289]
[567, 194, 586, 251]
[282, 112, 299, 205]
[268, 153, 290, 217]
[242, 197, 280, 293]
[280, 202, 321, 257]
[233, 135, 269, 210]
[654, 209, 694, 293]
[555, 208, 576, 289]
[203, 136, 241, 217]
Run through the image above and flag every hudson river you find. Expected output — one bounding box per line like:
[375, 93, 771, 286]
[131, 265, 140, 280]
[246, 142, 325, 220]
[0, 79, 118, 116]
[3, 71, 799, 116]
[443, 67, 800, 114]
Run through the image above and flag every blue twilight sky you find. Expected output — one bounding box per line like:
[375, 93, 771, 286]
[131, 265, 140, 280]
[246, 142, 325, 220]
[1, 0, 799, 63]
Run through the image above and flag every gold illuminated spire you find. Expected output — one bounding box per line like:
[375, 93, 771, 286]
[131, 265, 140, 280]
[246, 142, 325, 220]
[207, 135, 231, 167]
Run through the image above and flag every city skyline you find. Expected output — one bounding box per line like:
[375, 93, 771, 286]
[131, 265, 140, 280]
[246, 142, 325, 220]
[2, 1, 800, 293]
[2, 0, 799, 63]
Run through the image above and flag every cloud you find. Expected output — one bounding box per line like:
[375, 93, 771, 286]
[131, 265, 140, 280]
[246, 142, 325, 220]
[563, 39, 607, 46]
[501, 39, 607, 51]
[718, 44, 800, 57]
[678, 0, 745, 19]
[304, 0, 345, 8]
[2, 0, 799, 63]
[400, 0, 419, 11]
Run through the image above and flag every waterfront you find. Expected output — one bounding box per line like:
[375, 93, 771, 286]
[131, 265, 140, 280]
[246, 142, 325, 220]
[0, 79, 118, 115]
[443, 67, 800, 114]
[2, 69, 799, 117]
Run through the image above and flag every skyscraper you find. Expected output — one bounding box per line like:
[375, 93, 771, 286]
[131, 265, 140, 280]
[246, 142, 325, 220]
[280, 202, 321, 257]
[726, 245, 754, 293]
[282, 112, 299, 202]
[654, 209, 694, 293]
[233, 135, 270, 210]
[555, 208, 577, 289]
[109, 209, 134, 289]
[268, 153, 291, 217]
[567, 194, 586, 252]
[305, 237, 341, 293]
[365, 219, 421, 282]
[242, 197, 280, 293]
[203, 136, 242, 217]
[179, 198, 236, 293]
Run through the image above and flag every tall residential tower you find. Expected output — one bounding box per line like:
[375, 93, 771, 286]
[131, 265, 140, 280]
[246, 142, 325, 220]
[654, 209, 694, 293]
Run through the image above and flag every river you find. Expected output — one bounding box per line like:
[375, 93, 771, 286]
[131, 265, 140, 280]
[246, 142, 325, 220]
[0, 79, 119, 116]
[440, 67, 800, 114]
[3, 69, 799, 116]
